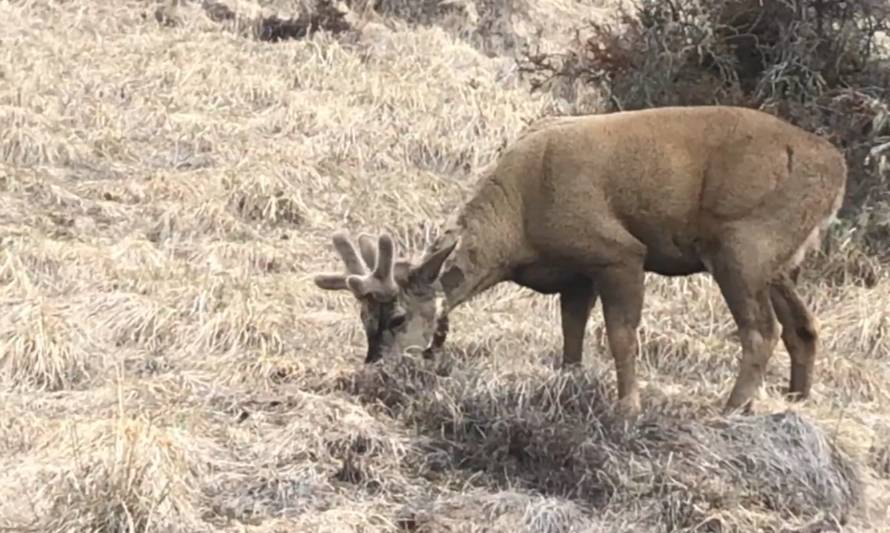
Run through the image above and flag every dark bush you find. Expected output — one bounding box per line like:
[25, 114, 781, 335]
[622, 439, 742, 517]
[198, 0, 352, 41]
[347, 0, 529, 55]
[519, 0, 890, 262]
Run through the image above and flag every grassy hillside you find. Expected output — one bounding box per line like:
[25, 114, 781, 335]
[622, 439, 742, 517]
[1, 1, 888, 531]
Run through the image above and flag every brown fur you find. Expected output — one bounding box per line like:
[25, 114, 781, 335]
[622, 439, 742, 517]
[315, 105, 847, 417]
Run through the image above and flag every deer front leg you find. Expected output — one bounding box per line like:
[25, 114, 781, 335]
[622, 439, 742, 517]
[597, 263, 645, 419]
[559, 280, 598, 367]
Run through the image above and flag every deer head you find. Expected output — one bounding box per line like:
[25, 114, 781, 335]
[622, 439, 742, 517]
[313, 230, 458, 362]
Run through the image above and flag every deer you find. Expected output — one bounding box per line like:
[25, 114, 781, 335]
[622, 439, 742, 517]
[312, 105, 847, 418]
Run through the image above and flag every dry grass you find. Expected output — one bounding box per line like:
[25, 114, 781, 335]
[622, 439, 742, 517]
[1, 0, 888, 531]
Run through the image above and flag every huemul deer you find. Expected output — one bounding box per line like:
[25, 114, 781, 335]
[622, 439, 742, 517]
[313, 105, 847, 417]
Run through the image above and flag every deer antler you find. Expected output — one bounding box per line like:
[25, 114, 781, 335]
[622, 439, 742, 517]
[313, 231, 400, 301]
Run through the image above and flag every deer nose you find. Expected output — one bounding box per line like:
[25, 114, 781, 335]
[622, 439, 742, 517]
[365, 349, 381, 364]
[364, 345, 382, 363]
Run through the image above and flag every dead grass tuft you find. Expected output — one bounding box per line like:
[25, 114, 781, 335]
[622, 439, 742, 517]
[870, 428, 890, 479]
[0, 412, 42, 458]
[29, 418, 210, 533]
[179, 277, 296, 357]
[397, 489, 600, 533]
[198, 388, 423, 525]
[224, 170, 307, 227]
[334, 355, 863, 529]
[83, 292, 179, 352]
[145, 201, 258, 243]
[0, 299, 97, 391]
[0, 106, 87, 167]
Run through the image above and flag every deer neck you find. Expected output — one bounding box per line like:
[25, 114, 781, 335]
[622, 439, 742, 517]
[433, 173, 526, 312]
[435, 236, 502, 311]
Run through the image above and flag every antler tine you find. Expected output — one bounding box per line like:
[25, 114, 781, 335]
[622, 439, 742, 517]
[357, 233, 378, 270]
[318, 230, 401, 301]
[373, 234, 395, 282]
[331, 231, 368, 275]
[313, 273, 349, 290]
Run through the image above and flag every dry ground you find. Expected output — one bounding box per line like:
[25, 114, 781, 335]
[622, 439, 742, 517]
[1, 1, 889, 531]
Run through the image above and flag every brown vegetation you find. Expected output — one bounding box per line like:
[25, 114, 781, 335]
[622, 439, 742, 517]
[1, 0, 888, 531]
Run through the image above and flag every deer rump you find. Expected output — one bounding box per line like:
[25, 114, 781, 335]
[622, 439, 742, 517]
[515, 106, 843, 282]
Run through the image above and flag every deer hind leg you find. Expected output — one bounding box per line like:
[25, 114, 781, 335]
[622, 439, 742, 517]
[769, 275, 818, 401]
[596, 261, 645, 419]
[559, 280, 598, 367]
[707, 243, 781, 415]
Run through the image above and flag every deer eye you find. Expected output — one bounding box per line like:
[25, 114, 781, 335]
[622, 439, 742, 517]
[389, 312, 407, 329]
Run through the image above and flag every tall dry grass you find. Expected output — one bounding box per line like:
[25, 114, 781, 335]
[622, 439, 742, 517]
[0, 0, 888, 531]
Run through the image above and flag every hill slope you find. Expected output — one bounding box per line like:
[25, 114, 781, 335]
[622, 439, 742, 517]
[1, 1, 888, 531]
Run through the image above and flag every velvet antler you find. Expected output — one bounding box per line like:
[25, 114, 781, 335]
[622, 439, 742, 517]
[313, 231, 400, 301]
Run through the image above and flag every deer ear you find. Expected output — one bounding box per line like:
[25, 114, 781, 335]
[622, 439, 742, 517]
[411, 237, 458, 286]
